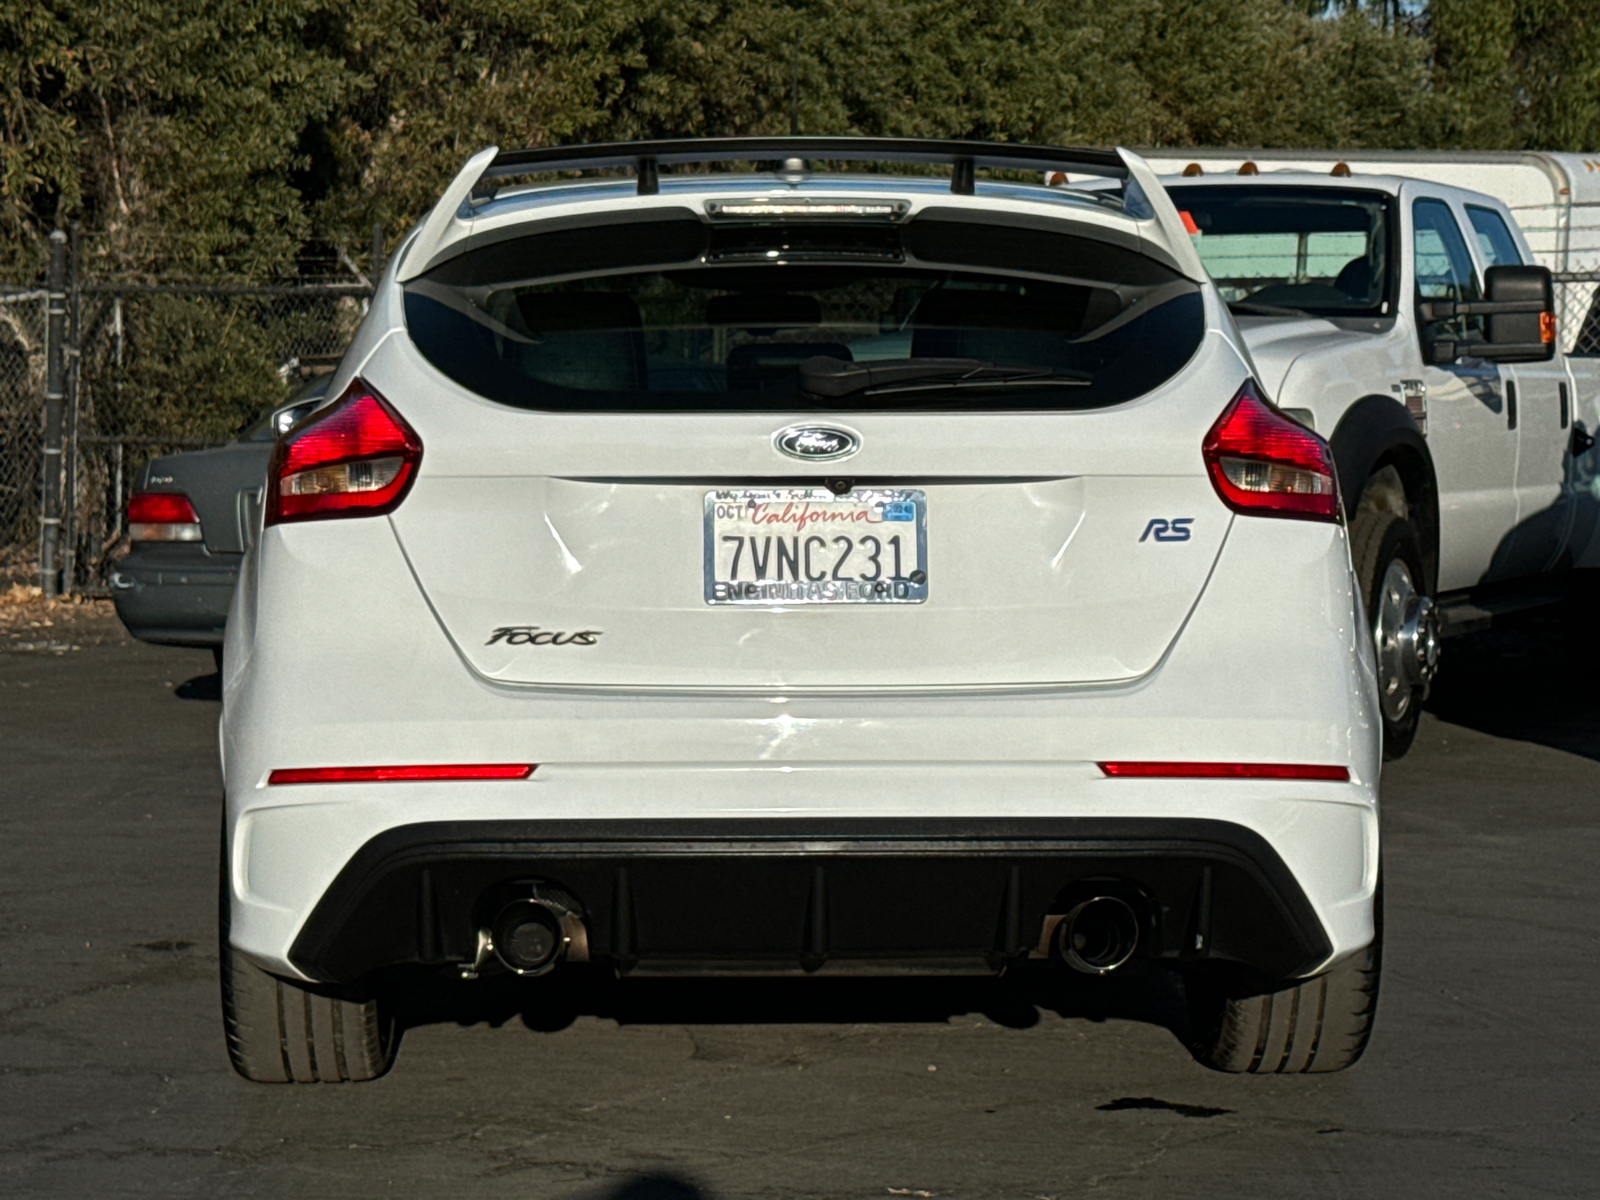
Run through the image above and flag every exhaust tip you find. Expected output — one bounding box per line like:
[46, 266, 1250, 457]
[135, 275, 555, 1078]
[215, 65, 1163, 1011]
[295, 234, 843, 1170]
[491, 900, 568, 975]
[1056, 895, 1141, 975]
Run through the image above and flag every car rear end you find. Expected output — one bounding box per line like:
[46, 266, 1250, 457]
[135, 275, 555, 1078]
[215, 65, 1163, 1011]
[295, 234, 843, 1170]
[220, 140, 1381, 1077]
[111, 442, 268, 648]
[111, 379, 327, 650]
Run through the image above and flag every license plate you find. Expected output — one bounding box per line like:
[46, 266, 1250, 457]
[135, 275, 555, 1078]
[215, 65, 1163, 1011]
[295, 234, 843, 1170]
[705, 488, 928, 604]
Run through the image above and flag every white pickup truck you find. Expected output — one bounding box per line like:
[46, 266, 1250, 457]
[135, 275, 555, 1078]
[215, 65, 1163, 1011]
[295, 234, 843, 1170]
[1147, 169, 1600, 758]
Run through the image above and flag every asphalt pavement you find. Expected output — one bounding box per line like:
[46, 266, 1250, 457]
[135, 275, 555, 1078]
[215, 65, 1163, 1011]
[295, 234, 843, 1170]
[3, 609, 1598, 1198]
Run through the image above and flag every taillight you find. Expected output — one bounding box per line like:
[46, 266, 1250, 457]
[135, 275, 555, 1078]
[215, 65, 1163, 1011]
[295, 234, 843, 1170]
[128, 492, 203, 542]
[1202, 380, 1340, 522]
[265, 380, 421, 526]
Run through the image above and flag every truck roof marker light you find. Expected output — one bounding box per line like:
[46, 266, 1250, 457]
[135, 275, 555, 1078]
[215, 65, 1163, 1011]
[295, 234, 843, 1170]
[268, 764, 536, 785]
[1182, 163, 1203, 176]
[128, 492, 204, 542]
[266, 380, 422, 526]
[1202, 380, 1341, 522]
[1098, 762, 1350, 782]
[1331, 162, 1352, 177]
[1238, 162, 1259, 176]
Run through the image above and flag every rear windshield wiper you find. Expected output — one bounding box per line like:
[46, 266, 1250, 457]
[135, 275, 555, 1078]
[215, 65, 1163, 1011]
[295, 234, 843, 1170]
[800, 356, 1091, 398]
[1228, 301, 1311, 318]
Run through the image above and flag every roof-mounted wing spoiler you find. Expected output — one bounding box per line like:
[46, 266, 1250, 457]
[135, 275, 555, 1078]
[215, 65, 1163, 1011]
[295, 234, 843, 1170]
[398, 137, 1201, 282]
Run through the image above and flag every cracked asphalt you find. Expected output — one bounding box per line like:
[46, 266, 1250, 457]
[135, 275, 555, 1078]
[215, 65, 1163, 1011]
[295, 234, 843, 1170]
[3, 612, 1598, 1198]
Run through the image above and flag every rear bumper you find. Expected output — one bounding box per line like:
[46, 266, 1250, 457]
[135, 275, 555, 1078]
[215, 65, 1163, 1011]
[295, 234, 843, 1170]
[287, 817, 1331, 983]
[110, 549, 239, 646]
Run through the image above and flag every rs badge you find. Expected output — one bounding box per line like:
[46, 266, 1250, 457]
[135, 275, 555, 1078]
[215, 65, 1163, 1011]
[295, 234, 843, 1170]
[1140, 518, 1193, 543]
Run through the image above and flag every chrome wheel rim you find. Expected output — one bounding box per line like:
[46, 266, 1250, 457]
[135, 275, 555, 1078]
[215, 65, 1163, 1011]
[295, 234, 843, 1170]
[1373, 559, 1441, 724]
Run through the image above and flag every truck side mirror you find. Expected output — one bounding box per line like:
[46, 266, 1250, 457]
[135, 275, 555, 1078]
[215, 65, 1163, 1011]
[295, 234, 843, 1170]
[1482, 264, 1555, 362]
[1422, 264, 1556, 364]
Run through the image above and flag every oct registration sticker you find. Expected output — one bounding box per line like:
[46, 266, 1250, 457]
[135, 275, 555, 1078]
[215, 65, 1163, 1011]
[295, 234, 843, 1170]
[705, 488, 928, 604]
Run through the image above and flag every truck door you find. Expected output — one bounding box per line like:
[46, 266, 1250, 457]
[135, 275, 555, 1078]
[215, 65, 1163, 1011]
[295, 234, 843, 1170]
[1411, 196, 1520, 589]
[1465, 202, 1573, 576]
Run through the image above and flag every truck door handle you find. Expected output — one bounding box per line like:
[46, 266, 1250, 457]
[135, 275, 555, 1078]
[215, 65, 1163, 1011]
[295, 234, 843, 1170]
[1506, 380, 1518, 431]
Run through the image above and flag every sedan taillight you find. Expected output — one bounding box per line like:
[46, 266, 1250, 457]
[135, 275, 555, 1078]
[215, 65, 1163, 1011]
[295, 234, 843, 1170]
[265, 380, 421, 526]
[128, 492, 203, 542]
[1202, 380, 1340, 522]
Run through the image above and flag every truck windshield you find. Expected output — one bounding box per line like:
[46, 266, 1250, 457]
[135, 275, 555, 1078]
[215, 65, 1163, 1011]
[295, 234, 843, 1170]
[402, 211, 1203, 412]
[1164, 186, 1394, 319]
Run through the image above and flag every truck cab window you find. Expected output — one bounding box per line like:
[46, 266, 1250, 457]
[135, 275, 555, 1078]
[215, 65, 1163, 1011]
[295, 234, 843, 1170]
[1466, 206, 1523, 268]
[1414, 199, 1483, 350]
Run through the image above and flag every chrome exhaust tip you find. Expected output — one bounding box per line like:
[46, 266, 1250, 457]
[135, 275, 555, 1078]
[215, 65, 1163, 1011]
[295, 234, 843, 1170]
[1055, 895, 1141, 975]
[487, 886, 588, 976]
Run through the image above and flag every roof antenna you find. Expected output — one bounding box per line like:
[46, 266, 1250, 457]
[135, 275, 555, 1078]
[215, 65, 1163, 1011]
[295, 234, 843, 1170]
[790, 64, 800, 136]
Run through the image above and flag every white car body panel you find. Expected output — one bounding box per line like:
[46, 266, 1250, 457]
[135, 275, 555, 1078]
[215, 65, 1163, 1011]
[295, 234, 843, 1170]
[223, 147, 1380, 988]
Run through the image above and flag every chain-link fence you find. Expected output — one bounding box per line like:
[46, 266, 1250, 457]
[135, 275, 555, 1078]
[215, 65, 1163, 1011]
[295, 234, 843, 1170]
[0, 289, 48, 585]
[61, 284, 371, 590]
[0, 226, 378, 592]
[1556, 271, 1600, 358]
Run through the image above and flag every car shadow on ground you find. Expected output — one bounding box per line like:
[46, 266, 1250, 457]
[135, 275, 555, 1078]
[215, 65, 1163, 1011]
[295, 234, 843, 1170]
[1425, 610, 1600, 763]
[388, 960, 1191, 1048]
[588, 1175, 714, 1200]
[175, 669, 221, 701]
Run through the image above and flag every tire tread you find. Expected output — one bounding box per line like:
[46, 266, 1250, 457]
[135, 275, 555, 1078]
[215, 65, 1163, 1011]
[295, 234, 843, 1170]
[1187, 888, 1382, 1074]
[220, 834, 395, 1083]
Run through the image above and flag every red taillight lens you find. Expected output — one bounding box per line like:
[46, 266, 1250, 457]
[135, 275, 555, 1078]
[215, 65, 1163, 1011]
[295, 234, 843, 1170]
[1202, 380, 1340, 521]
[268, 764, 535, 785]
[1098, 761, 1350, 781]
[128, 492, 203, 542]
[265, 381, 421, 526]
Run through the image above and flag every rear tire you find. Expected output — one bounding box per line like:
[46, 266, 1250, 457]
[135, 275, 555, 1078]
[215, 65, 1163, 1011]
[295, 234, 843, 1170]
[219, 833, 396, 1083]
[1185, 886, 1381, 1074]
[1350, 508, 1436, 760]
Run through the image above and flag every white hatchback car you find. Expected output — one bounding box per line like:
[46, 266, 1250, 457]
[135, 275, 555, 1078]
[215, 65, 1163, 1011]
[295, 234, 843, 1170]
[220, 138, 1382, 1082]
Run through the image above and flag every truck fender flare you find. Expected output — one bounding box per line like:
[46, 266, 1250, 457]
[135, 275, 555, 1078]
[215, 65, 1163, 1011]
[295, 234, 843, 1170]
[1329, 395, 1440, 591]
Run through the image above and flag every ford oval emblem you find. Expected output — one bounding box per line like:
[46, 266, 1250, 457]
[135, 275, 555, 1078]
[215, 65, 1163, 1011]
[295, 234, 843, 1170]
[774, 425, 860, 462]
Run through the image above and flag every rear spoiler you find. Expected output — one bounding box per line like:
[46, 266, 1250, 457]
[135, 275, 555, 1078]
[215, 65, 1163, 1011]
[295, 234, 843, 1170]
[397, 138, 1203, 283]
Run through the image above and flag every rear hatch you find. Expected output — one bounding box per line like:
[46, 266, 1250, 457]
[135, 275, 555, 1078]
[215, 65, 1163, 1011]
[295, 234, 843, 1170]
[381, 200, 1232, 690]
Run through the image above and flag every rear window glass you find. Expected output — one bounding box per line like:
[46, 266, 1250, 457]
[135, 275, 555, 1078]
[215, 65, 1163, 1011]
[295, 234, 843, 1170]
[403, 211, 1202, 411]
[1165, 185, 1395, 318]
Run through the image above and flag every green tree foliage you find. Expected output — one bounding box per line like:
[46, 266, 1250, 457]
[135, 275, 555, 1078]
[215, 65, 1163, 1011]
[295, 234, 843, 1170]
[0, 0, 1594, 283]
[0, 0, 348, 279]
[1429, 0, 1600, 151]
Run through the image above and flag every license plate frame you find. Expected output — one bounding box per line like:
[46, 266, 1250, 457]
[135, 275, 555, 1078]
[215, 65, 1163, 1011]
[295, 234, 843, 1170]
[704, 487, 928, 605]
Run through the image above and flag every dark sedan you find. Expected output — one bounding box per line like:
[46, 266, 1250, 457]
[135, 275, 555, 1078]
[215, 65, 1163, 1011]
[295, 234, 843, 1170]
[110, 378, 327, 656]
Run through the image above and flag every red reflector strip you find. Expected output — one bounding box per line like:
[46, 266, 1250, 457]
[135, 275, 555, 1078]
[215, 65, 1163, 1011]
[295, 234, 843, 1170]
[1098, 762, 1349, 781]
[268, 764, 535, 785]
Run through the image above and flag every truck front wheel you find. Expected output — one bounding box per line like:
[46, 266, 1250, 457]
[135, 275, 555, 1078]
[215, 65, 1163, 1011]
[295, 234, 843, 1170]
[1351, 509, 1439, 760]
